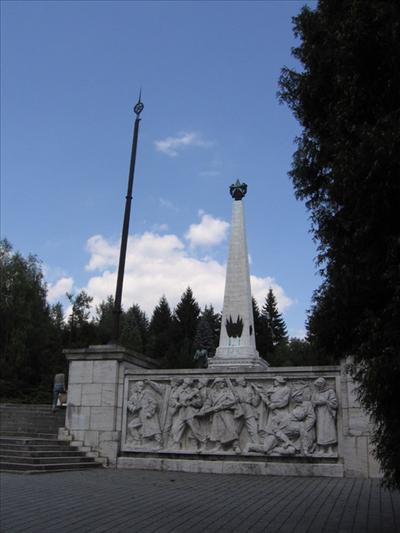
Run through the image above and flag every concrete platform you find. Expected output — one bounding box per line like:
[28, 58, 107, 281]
[1, 469, 399, 532]
[118, 454, 344, 477]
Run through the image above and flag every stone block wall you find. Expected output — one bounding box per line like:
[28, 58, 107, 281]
[62, 347, 381, 478]
[63, 345, 159, 464]
[340, 359, 381, 478]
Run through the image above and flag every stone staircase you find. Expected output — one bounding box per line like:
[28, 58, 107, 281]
[0, 404, 102, 473]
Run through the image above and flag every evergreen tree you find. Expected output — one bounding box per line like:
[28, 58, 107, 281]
[259, 289, 288, 362]
[194, 315, 214, 353]
[170, 287, 201, 368]
[0, 239, 62, 400]
[148, 295, 173, 362]
[200, 305, 221, 356]
[65, 291, 96, 348]
[95, 295, 115, 344]
[279, 0, 400, 487]
[120, 304, 149, 354]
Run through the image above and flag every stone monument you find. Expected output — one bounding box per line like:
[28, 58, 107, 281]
[61, 179, 381, 479]
[210, 180, 268, 369]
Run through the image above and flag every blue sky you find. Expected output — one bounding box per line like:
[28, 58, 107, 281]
[1, 0, 319, 337]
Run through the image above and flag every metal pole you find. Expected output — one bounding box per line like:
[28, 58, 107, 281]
[111, 95, 144, 343]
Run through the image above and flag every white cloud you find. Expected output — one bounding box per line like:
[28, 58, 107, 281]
[159, 197, 179, 212]
[199, 170, 221, 177]
[185, 211, 229, 248]
[154, 131, 211, 157]
[151, 223, 169, 233]
[82, 226, 293, 318]
[47, 276, 74, 302]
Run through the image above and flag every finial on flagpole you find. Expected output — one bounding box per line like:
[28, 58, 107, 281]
[134, 89, 144, 116]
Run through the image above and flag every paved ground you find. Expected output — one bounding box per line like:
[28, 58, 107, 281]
[1, 469, 399, 533]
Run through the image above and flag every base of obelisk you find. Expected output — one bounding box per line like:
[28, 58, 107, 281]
[208, 355, 269, 370]
[209, 346, 269, 369]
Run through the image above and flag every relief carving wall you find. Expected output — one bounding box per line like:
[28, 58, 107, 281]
[122, 375, 338, 458]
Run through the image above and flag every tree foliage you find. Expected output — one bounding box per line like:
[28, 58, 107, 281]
[148, 295, 173, 363]
[256, 289, 288, 363]
[279, 0, 400, 488]
[0, 239, 65, 400]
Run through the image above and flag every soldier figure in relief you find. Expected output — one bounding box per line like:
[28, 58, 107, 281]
[248, 388, 316, 456]
[255, 376, 291, 435]
[234, 377, 261, 444]
[164, 377, 184, 445]
[312, 377, 338, 455]
[127, 381, 162, 449]
[170, 378, 205, 450]
[200, 378, 241, 453]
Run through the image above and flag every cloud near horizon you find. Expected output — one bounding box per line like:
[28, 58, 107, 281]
[154, 131, 211, 157]
[46, 213, 294, 319]
[47, 276, 74, 302]
[80, 229, 293, 318]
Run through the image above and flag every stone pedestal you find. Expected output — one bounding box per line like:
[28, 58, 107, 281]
[63, 345, 159, 464]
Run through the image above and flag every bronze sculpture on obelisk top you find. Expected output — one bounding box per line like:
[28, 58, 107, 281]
[209, 180, 269, 369]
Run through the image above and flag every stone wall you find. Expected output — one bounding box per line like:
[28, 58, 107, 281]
[62, 347, 381, 478]
[63, 345, 159, 464]
[340, 359, 381, 478]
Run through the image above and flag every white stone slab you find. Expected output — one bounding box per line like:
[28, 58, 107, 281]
[93, 360, 118, 384]
[81, 383, 102, 406]
[69, 361, 93, 384]
[90, 406, 116, 431]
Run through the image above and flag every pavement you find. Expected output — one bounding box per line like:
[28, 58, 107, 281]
[1, 469, 399, 533]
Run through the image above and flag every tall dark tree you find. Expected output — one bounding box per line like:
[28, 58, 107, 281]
[259, 289, 288, 363]
[95, 295, 115, 344]
[200, 305, 221, 356]
[148, 295, 174, 362]
[0, 239, 62, 400]
[65, 291, 96, 348]
[170, 287, 201, 368]
[279, 0, 400, 487]
[120, 304, 149, 355]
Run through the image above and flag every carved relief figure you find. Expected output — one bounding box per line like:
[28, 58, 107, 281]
[234, 377, 260, 444]
[312, 377, 338, 455]
[200, 378, 241, 453]
[255, 376, 291, 435]
[127, 381, 162, 449]
[163, 377, 184, 444]
[249, 388, 315, 455]
[170, 378, 205, 450]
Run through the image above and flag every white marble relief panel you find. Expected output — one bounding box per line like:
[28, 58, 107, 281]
[121, 375, 339, 458]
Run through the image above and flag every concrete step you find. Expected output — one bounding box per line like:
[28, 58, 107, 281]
[0, 454, 96, 465]
[0, 461, 102, 472]
[0, 443, 72, 452]
[0, 432, 59, 440]
[0, 437, 70, 446]
[0, 449, 88, 458]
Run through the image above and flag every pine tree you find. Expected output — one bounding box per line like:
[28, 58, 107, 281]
[148, 295, 173, 362]
[200, 305, 221, 356]
[260, 289, 288, 361]
[65, 291, 96, 348]
[95, 295, 115, 344]
[194, 316, 214, 353]
[0, 239, 63, 400]
[170, 287, 201, 368]
[120, 304, 149, 354]
[278, 0, 400, 487]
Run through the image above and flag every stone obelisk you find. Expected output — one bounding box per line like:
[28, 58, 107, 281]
[209, 180, 268, 369]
